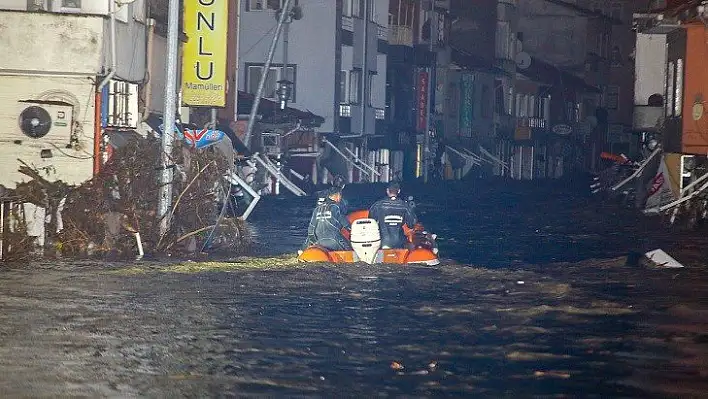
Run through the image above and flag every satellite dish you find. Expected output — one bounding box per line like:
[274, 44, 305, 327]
[19, 106, 52, 139]
[515, 52, 531, 69]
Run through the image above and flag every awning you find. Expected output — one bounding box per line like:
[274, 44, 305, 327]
[236, 91, 325, 128]
[517, 57, 601, 93]
[450, 48, 510, 76]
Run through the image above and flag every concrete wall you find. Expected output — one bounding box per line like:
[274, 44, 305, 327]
[0, 12, 104, 74]
[517, 0, 588, 68]
[238, 0, 337, 132]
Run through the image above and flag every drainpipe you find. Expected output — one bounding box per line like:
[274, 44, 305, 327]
[142, 17, 156, 121]
[94, 0, 117, 175]
[93, 86, 102, 175]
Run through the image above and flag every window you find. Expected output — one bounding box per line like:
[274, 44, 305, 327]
[248, 0, 282, 11]
[246, 64, 296, 101]
[349, 69, 361, 104]
[367, 72, 376, 106]
[343, 0, 351, 16]
[340, 71, 349, 103]
[60, 0, 81, 9]
[605, 85, 619, 111]
[528, 95, 536, 117]
[351, 0, 361, 17]
[610, 2, 623, 20]
[369, 0, 375, 21]
[666, 61, 674, 116]
[481, 85, 491, 118]
[675, 58, 683, 116]
[496, 21, 512, 60]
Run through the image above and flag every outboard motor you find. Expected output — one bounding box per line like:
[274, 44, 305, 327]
[350, 218, 382, 264]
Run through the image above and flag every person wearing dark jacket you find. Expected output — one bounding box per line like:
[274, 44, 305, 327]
[304, 186, 352, 251]
[368, 182, 416, 249]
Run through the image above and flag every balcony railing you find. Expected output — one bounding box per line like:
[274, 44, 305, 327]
[376, 24, 388, 41]
[388, 25, 413, 46]
[517, 116, 548, 129]
[342, 15, 354, 31]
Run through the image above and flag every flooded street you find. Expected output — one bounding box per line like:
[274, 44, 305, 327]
[2, 179, 708, 398]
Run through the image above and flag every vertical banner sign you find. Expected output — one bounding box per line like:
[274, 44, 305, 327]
[459, 73, 474, 137]
[417, 70, 429, 132]
[182, 0, 228, 107]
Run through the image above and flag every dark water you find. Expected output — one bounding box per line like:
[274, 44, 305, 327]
[1, 178, 707, 398]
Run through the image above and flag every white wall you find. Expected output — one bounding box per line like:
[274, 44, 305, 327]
[238, 0, 337, 131]
[634, 33, 667, 106]
[104, 17, 148, 82]
[0, 12, 104, 74]
[0, 0, 110, 14]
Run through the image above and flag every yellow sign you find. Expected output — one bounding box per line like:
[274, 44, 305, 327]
[181, 0, 228, 107]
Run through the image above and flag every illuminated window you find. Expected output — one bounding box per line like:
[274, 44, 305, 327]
[675, 58, 683, 116]
[667, 61, 674, 116]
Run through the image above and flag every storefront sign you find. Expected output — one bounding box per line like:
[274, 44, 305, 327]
[552, 124, 572, 136]
[459, 73, 474, 137]
[417, 70, 429, 132]
[182, 0, 229, 107]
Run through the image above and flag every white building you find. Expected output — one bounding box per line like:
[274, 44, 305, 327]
[0, 0, 150, 188]
[238, 0, 389, 183]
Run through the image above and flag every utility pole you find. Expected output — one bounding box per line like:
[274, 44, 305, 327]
[423, 0, 435, 183]
[158, 0, 180, 236]
[243, 0, 294, 149]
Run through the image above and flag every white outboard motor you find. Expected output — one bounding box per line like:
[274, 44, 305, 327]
[350, 218, 382, 264]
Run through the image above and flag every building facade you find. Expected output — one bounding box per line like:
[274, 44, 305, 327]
[237, 0, 390, 184]
[0, 0, 150, 188]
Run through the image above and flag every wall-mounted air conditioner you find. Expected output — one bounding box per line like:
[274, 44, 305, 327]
[14, 101, 74, 147]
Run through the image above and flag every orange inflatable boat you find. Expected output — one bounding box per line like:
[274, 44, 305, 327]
[297, 209, 440, 265]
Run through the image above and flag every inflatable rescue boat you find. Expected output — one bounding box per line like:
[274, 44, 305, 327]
[297, 209, 440, 265]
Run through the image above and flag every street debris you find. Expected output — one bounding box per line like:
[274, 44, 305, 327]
[1, 135, 251, 261]
[642, 249, 685, 269]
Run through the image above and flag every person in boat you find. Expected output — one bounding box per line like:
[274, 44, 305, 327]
[304, 185, 352, 251]
[368, 182, 417, 249]
[315, 174, 348, 213]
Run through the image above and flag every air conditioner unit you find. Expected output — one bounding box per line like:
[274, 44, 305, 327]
[14, 101, 74, 147]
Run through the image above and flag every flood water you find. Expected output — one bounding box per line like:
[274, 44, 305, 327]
[1, 178, 707, 398]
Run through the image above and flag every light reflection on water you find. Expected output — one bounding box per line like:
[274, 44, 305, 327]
[1, 181, 706, 397]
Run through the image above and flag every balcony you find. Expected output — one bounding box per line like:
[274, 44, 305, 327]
[376, 24, 388, 41]
[339, 104, 352, 117]
[388, 25, 413, 46]
[517, 116, 548, 129]
[633, 105, 663, 131]
[342, 15, 354, 31]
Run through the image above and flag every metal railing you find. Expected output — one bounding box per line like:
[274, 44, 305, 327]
[517, 116, 548, 129]
[339, 104, 352, 117]
[342, 15, 354, 31]
[388, 25, 413, 46]
[376, 24, 388, 41]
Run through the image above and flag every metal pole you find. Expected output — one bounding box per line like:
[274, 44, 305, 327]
[360, 0, 370, 182]
[157, 0, 180, 236]
[211, 108, 217, 128]
[423, 0, 434, 183]
[243, 0, 293, 149]
[233, 0, 242, 121]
